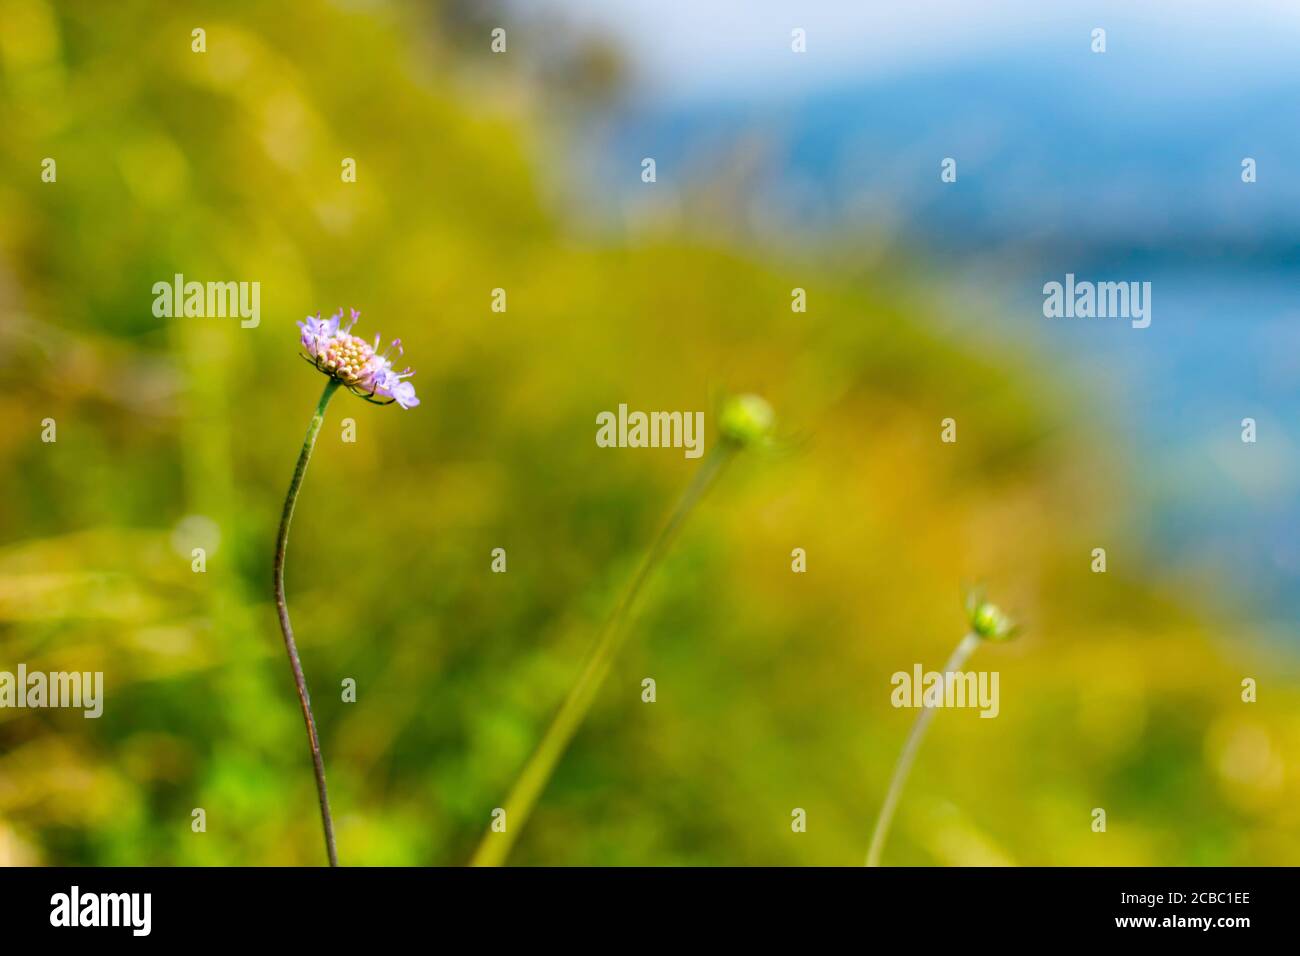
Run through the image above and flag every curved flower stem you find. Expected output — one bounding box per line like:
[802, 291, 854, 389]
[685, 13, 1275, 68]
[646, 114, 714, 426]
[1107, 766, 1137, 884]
[471, 443, 737, 866]
[866, 631, 981, 867]
[273, 378, 342, 866]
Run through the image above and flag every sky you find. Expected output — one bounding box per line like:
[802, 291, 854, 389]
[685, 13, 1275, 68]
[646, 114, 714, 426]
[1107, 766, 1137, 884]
[531, 0, 1300, 103]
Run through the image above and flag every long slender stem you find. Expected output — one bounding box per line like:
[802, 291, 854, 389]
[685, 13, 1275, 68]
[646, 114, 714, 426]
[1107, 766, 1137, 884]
[866, 631, 981, 867]
[273, 378, 342, 866]
[471, 443, 736, 866]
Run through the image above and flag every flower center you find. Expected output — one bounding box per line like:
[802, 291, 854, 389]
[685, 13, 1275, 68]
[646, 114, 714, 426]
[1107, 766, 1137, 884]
[317, 334, 376, 383]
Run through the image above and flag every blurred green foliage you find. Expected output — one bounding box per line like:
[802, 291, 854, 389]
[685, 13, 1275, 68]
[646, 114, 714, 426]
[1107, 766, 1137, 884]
[1, 0, 1297, 866]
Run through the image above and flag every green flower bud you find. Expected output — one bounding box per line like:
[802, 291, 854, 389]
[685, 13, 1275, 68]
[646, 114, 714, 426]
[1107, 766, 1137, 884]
[718, 394, 775, 448]
[969, 600, 1015, 641]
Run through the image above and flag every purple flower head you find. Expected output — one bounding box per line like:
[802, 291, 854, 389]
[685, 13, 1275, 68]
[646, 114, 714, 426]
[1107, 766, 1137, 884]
[298, 308, 418, 409]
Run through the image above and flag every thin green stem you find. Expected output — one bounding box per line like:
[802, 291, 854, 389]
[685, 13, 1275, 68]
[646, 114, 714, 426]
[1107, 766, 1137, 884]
[471, 443, 737, 866]
[866, 631, 980, 867]
[273, 378, 342, 866]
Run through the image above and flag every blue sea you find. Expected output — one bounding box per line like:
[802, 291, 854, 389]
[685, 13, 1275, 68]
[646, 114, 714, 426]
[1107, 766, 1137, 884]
[577, 48, 1300, 624]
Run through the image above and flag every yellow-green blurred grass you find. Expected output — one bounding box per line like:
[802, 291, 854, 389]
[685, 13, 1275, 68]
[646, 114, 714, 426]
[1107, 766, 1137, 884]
[0, 0, 1297, 865]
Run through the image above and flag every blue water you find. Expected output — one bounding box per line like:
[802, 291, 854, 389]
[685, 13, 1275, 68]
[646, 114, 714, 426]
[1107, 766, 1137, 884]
[581, 51, 1300, 620]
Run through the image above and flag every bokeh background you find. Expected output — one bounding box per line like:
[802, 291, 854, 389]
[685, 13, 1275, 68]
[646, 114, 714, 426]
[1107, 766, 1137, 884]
[1, 0, 1298, 865]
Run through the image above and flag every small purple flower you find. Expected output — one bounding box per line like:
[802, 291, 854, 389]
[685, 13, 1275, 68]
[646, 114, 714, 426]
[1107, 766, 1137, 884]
[371, 365, 419, 409]
[298, 308, 418, 409]
[298, 310, 341, 355]
[391, 382, 419, 409]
